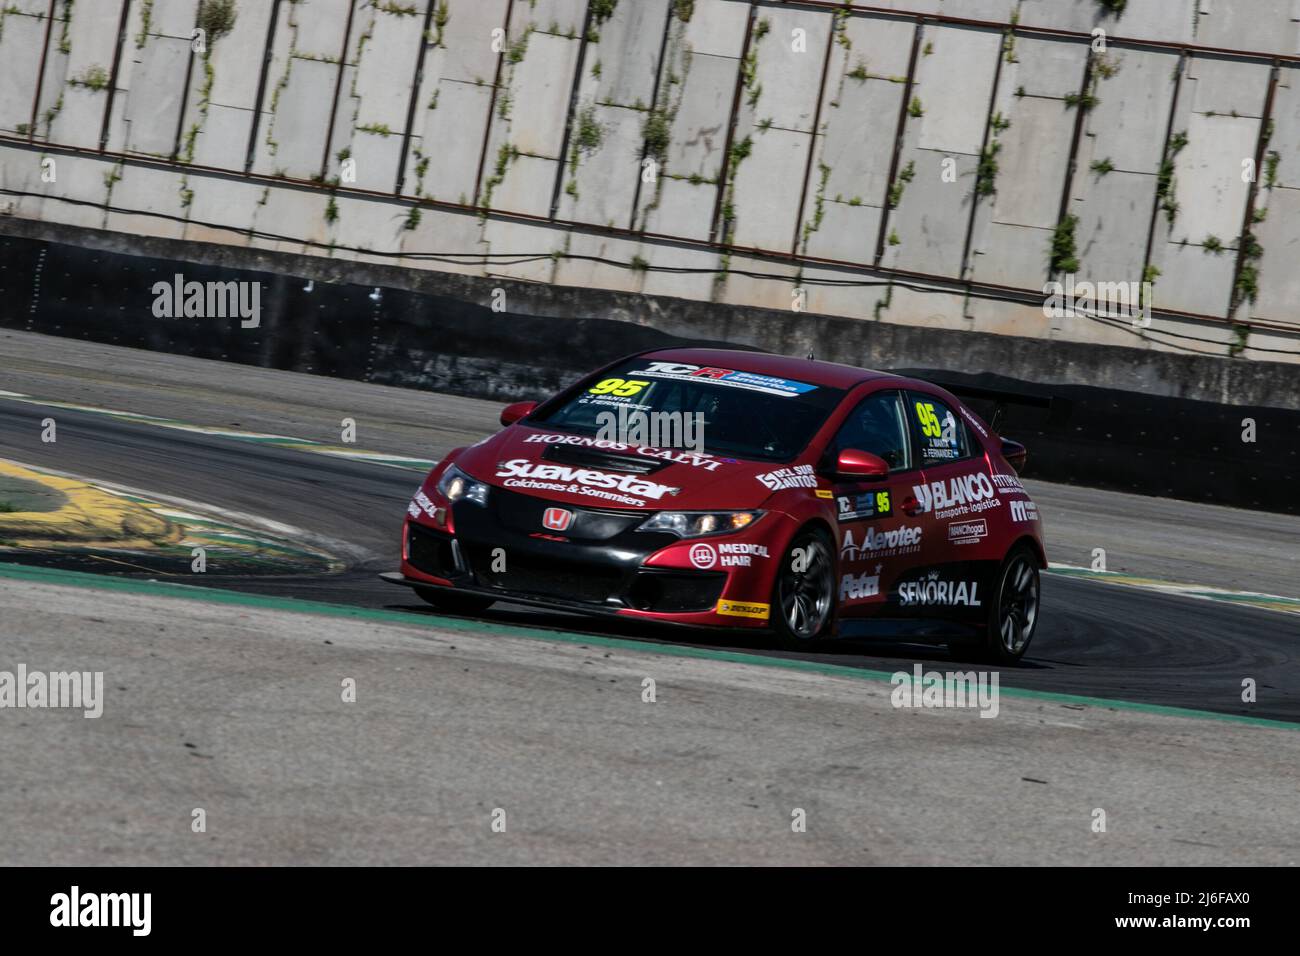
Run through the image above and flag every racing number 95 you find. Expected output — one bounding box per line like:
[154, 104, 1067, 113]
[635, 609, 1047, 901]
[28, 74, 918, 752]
[589, 378, 650, 397]
[914, 401, 941, 438]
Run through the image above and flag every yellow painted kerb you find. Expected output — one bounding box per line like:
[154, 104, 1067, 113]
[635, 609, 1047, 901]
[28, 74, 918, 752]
[0, 461, 178, 547]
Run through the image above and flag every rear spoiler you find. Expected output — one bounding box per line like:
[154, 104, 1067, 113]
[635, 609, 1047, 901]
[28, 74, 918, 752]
[923, 379, 1072, 433]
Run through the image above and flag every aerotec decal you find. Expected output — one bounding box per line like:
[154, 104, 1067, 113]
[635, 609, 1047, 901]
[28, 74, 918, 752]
[841, 525, 922, 561]
[495, 459, 678, 507]
[716, 599, 770, 620]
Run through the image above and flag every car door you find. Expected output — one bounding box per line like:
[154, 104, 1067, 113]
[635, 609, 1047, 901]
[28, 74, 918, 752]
[900, 390, 998, 621]
[825, 389, 925, 618]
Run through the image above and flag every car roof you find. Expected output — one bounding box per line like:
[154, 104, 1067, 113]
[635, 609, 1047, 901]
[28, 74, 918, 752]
[637, 347, 898, 391]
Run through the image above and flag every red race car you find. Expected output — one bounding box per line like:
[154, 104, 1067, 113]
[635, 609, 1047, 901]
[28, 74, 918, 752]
[382, 348, 1046, 662]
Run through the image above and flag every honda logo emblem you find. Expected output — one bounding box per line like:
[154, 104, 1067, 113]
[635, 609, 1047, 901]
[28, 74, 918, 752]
[542, 507, 573, 531]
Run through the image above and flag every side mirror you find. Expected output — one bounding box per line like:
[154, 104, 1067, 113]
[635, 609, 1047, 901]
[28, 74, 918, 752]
[835, 448, 889, 480]
[1001, 438, 1027, 474]
[500, 400, 538, 427]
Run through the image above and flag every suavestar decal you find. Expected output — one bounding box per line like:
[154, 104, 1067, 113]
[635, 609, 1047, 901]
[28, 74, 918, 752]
[1010, 500, 1039, 523]
[912, 473, 1000, 519]
[634, 361, 817, 397]
[757, 464, 817, 491]
[947, 518, 988, 545]
[496, 459, 678, 506]
[899, 571, 981, 607]
[523, 433, 722, 471]
[841, 525, 921, 561]
[836, 489, 892, 522]
[718, 542, 769, 567]
[716, 599, 771, 620]
[840, 566, 882, 600]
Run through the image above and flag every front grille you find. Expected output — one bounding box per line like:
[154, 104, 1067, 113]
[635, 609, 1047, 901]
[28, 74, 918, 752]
[407, 523, 460, 578]
[491, 488, 643, 541]
[465, 545, 623, 605]
[626, 570, 727, 613]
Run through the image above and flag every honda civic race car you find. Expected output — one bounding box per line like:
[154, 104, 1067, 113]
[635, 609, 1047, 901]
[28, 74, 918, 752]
[382, 348, 1046, 662]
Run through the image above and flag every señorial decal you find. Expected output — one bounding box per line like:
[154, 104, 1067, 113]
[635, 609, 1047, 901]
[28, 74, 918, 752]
[496, 459, 678, 507]
[523, 433, 722, 471]
[633, 361, 818, 397]
[689, 543, 717, 569]
[840, 565, 882, 601]
[836, 489, 892, 522]
[718, 542, 769, 567]
[899, 570, 981, 608]
[757, 464, 817, 491]
[1010, 500, 1039, 523]
[915, 400, 961, 460]
[912, 473, 1001, 519]
[947, 518, 988, 545]
[841, 525, 922, 561]
[716, 599, 770, 620]
[991, 473, 1027, 495]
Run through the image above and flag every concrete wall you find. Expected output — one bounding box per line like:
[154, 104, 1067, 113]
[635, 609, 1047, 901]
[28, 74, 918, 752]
[1, 0, 1299, 368]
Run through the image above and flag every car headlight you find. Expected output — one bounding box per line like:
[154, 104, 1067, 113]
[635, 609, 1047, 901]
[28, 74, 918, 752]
[436, 464, 490, 506]
[637, 510, 762, 538]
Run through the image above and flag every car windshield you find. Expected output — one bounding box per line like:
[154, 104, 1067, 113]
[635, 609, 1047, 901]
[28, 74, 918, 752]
[532, 358, 846, 462]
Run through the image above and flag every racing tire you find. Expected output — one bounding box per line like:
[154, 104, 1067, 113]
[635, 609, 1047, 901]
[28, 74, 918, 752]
[976, 543, 1041, 665]
[769, 526, 837, 650]
[414, 587, 496, 615]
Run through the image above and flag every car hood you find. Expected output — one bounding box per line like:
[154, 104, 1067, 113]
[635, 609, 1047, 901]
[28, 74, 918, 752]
[453, 425, 810, 511]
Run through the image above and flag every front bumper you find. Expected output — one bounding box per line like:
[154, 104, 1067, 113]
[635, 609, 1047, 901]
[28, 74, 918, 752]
[393, 487, 776, 626]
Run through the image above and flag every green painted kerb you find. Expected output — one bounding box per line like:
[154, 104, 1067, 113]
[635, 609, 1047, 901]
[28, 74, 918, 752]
[0, 561, 1294, 732]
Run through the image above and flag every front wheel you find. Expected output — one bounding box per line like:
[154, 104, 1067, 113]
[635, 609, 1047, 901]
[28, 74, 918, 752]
[979, 544, 1041, 664]
[415, 587, 495, 615]
[770, 527, 836, 650]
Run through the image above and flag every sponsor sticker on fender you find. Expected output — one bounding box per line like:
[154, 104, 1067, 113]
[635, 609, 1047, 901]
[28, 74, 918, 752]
[947, 518, 988, 545]
[716, 599, 770, 620]
[689, 542, 717, 569]
[757, 464, 817, 491]
[718, 542, 769, 567]
[1010, 500, 1039, 523]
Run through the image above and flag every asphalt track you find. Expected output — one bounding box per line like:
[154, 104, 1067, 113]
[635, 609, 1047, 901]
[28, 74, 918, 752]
[1, 394, 1296, 724]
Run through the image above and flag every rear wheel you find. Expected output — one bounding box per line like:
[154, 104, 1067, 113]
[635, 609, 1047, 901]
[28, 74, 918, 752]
[979, 544, 1040, 664]
[770, 527, 836, 650]
[415, 587, 495, 615]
